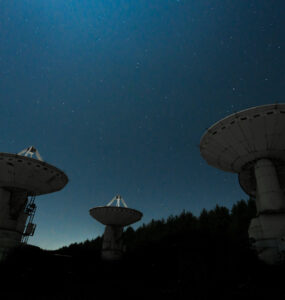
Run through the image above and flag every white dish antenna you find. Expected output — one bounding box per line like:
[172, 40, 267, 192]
[89, 195, 143, 260]
[0, 146, 68, 261]
[200, 103, 285, 264]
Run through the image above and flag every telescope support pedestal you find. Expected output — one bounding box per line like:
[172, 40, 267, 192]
[102, 225, 124, 261]
[0, 188, 29, 261]
[249, 159, 285, 264]
[254, 158, 285, 213]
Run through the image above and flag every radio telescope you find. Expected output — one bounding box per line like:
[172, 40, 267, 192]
[0, 146, 68, 260]
[200, 103, 285, 264]
[89, 195, 143, 261]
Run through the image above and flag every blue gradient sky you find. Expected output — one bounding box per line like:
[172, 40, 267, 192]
[0, 1, 284, 249]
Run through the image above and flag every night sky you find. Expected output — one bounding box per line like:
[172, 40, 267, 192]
[0, 1, 284, 250]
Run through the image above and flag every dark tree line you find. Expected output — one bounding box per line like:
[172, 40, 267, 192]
[55, 197, 256, 257]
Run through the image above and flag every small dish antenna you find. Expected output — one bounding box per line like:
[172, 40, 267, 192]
[89, 195, 143, 261]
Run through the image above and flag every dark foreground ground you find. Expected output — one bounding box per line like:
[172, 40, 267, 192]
[0, 238, 285, 300]
[1, 201, 285, 299]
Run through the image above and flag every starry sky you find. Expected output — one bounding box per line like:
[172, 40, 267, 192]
[0, 0, 284, 250]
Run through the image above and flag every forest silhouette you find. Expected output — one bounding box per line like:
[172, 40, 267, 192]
[1, 198, 285, 299]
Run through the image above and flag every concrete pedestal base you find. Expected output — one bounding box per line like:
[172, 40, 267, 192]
[0, 187, 31, 262]
[102, 225, 124, 261]
[254, 159, 285, 213]
[0, 229, 22, 262]
[248, 159, 285, 264]
[249, 214, 285, 264]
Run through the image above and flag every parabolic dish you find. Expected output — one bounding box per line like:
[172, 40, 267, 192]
[200, 103, 285, 173]
[89, 206, 143, 226]
[0, 153, 68, 195]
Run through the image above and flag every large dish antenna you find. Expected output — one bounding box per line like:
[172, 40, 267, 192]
[200, 104, 285, 264]
[0, 146, 68, 260]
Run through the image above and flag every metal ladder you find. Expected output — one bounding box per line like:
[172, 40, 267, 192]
[22, 194, 37, 244]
